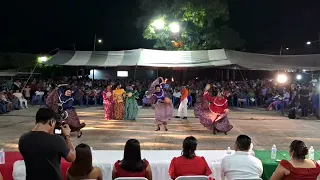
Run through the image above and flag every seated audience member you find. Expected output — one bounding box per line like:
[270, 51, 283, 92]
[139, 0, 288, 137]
[221, 135, 263, 180]
[67, 143, 103, 180]
[169, 136, 212, 180]
[19, 108, 76, 180]
[0, 92, 12, 111]
[270, 140, 320, 180]
[112, 139, 152, 180]
[13, 90, 28, 108]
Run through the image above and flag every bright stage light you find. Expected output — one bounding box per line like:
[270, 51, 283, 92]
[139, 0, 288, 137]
[97, 39, 102, 43]
[296, 74, 302, 80]
[303, 69, 306, 72]
[277, 74, 288, 83]
[38, 56, 48, 62]
[169, 22, 180, 33]
[171, 77, 174, 82]
[152, 19, 165, 30]
[306, 41, 311, 45]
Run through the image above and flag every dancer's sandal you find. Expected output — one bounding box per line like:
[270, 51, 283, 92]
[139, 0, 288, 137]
[164, 127, 168, 131]
[77, 131, 83, 138]
[155, 127, 160, 131]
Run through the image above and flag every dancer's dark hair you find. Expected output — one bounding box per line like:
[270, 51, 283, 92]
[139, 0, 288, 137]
[181, 136, 197, 159]
[290, 140, 308, 160]
[121, 139, 145, 172]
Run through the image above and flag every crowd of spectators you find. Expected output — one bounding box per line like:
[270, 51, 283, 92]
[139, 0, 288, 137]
[1, 76, 319, 118]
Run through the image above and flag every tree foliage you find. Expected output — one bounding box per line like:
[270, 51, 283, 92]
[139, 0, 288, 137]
[139, 0, 244, 50]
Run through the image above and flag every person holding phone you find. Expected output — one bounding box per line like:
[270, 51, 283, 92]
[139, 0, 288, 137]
[19, 108, 76, 180]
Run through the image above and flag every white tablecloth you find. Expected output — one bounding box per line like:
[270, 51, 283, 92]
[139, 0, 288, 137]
[13, 150, 234, 180]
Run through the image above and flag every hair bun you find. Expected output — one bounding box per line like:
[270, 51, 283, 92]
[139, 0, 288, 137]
[301, 146, 308, 156]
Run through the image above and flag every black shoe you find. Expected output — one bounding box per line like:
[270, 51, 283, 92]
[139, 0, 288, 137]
[213, 129, 217, 135]
[224, 132, 227, 135]
[182, 117, 187, 120]
[77, 131, 83, 138]
[174, 116, 180, 118]
[155, 127, 160, 131]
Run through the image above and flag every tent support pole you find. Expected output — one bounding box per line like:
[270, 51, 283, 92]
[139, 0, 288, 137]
[22, 63, 38, 92]
[134, 63, 138, 80]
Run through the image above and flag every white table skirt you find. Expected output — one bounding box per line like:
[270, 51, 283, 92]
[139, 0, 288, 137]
[13, 150, 234, 180]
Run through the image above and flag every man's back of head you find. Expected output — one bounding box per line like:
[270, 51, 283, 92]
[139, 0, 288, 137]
[236, 134, 251, 151]
[36, 108, 57, 124]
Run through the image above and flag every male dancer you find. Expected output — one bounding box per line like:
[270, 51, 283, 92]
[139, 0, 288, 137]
[175, 86, 188, 119]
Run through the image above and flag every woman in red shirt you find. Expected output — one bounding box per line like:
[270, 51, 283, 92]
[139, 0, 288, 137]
[112, 139, 152, 180]
[270, 140, 320, 180]
[169, 136, 213, 179]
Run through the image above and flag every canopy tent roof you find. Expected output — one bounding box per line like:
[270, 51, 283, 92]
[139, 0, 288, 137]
[45, 49, 320, 70]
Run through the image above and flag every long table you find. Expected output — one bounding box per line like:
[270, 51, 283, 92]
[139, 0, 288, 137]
[3, 150, 233, 180]
[3, 150, 320, 180]
[255, 150, 320, 180]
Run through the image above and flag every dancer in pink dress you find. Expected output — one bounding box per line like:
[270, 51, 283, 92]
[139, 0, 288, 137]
[103, 85, 114, 120]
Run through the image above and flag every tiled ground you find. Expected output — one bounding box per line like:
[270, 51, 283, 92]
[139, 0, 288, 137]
[1, 106, 320, 151]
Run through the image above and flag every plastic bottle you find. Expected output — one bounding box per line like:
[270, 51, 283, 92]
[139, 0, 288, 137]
[309, 146, 314, 160]
[271, 144, 277, 159]
[0, 149, 5, 164]
[227, 147, 232, 155]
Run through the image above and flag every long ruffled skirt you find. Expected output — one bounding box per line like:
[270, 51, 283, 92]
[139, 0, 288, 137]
[199, 109, 233, 133]
[124, 99, 139, 120]
[155, 102, 173, 125]
[104, 100, 114, 120]
[65, 109, 85, 132]
[114, 102, 125, 120]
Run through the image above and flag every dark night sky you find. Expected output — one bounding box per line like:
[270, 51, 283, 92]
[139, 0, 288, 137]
[1, 0, 320, 54]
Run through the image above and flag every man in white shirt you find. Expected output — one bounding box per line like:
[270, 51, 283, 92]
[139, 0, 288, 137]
[35, 89, 44, 105]
[172, 89, 181, 108]
[221, 135, 263, 180]
[13, 90, 28, 108]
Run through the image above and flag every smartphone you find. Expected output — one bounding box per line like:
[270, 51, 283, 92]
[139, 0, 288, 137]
[54, 129, 62, 135]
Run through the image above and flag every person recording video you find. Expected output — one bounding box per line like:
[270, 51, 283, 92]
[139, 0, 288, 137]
[18, 108, 76, 180]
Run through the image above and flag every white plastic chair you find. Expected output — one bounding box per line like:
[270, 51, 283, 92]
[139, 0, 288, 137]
[13, 160, 26, 180]
[176, 176, 209, 180]
[114, 178, 148, 180]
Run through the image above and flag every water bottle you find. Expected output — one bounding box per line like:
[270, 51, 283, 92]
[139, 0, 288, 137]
[227, 147, 232, 155]
[271, 144, 277, 159]
[0, 148, 5, 164]
[309, 146, 315, 160]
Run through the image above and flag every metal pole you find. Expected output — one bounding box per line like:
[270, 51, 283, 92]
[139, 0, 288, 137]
[134, 63, 138, 80]
[279, 45, 283, 55]
[93, 34, 96, 51]
[92, 69, 95, 80]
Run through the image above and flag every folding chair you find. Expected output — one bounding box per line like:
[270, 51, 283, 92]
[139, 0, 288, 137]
[115, 178, 148, 180]
[176, 176, 209, 180]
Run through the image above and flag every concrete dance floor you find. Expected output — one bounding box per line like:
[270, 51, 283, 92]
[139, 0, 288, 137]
[1, 106, 320, 151]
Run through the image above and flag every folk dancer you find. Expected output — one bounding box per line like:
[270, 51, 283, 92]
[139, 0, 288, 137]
[198, 84, 233, 135]
[113, 83, 126, 120]
[124, 86, 139, 120]
[175, 86, 188, 119]
[149, 77, 173, 131]
[59, 88, 86, 137]
[103, 85, 114, 120]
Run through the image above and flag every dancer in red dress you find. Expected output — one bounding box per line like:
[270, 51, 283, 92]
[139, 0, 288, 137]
[103, 85, 114, 120]
[198, 84, 233, 135]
